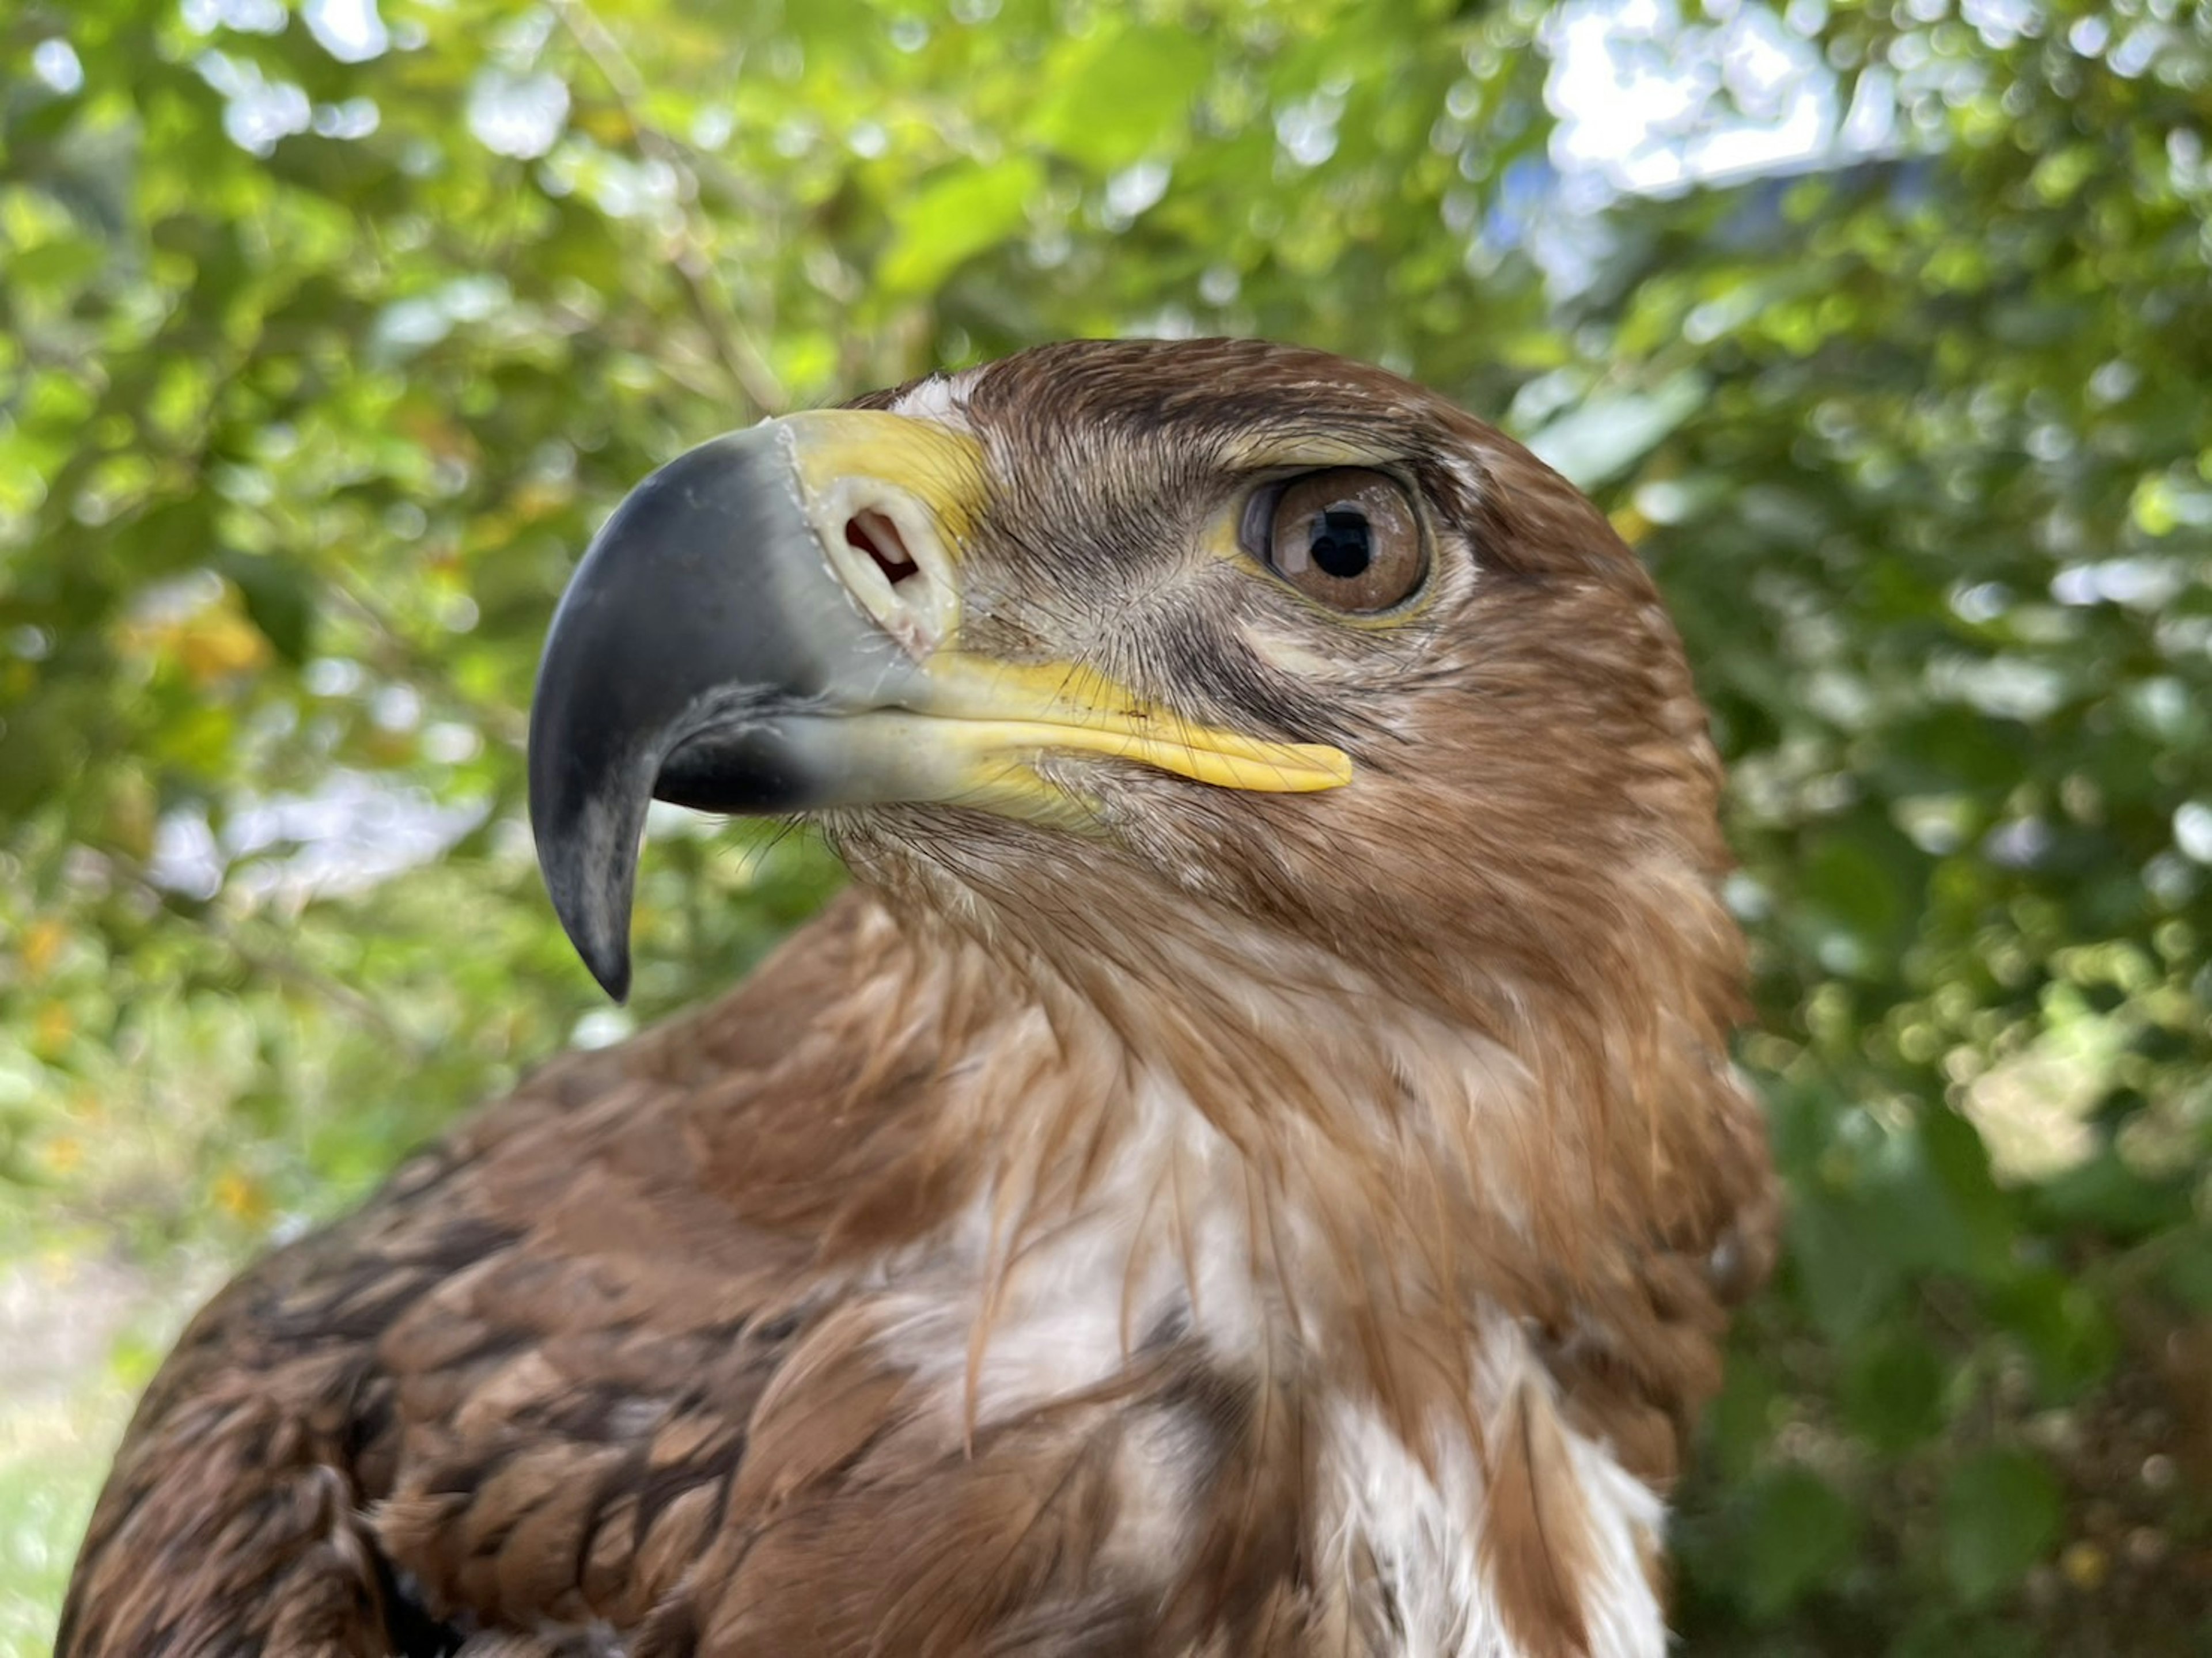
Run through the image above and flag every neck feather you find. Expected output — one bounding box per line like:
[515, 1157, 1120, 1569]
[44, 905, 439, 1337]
[690, 874, 1768, 1491]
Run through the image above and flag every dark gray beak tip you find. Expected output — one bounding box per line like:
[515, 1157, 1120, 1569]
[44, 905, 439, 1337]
[527, 725, 647, 1003]
[587, 943, 634, 1006]
[539, 895, 635, 1002]
[540, 833, 635, 1002]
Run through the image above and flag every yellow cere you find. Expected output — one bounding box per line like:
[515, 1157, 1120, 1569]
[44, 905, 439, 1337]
[779, 408, 990, 548]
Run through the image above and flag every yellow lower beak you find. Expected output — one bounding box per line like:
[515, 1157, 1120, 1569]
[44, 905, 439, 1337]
[900, 655, 1352, 807]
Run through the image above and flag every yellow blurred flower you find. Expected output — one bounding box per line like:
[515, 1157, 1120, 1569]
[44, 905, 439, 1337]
[212, 1170, 270, 1222]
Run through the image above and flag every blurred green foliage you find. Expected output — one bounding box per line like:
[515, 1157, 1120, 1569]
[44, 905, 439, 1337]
[1, 0, 2208, 1652]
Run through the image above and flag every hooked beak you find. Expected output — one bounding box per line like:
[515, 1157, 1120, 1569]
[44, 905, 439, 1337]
[527, 409, 1353, 1000]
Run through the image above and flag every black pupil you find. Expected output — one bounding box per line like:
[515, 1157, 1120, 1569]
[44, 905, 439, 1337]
[1308, 506, 1372, 579]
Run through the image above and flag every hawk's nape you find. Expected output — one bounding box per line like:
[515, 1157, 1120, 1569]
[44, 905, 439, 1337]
[62, 338, 1775, 1658]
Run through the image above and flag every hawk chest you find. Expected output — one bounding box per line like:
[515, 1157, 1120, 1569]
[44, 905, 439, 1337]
[1317, 1391, 1668, 1658]
[913, 1126, 1668, 1658]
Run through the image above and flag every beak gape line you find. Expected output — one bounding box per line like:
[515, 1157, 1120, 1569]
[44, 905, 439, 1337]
[527, 412, 1353, 1001]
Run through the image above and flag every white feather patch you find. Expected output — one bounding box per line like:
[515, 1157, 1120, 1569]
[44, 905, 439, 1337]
[890, 371, 979, 431]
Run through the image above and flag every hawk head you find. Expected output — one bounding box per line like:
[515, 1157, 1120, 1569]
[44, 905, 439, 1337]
[529, 338, 1772, 1492]
[532, 339, 1734, 1047]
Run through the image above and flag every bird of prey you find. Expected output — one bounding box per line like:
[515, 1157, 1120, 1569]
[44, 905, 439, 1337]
[61, 339, 1777, 1658]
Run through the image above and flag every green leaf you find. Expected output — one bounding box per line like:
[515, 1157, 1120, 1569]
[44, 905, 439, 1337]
[221, 552, 317, 666]
[1787, 1188, 1906, 1339]
[1941, 1450, 2062, 1604]
[2160, 1234, 2212, 1313]
[1739, 1467, 1861, 1619]
[877, 158, 1046, 296]
[2032, 1151, 2194, 1242]
[1987, 1269, 2120, 1402]
[1024, 25, 1212, 173]
[1840, 1329, 1948, 1452]
[1908, 1106, 2014, 1279]
[1524, 374, 1707, 491]
[1704, 1347, 1778, 1481]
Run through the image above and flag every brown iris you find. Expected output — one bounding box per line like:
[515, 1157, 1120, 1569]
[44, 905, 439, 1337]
[1250, 469, 1425, 613]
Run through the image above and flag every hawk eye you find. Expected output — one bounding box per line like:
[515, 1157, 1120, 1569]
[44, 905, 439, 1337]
[1245, 468, 1425, 614]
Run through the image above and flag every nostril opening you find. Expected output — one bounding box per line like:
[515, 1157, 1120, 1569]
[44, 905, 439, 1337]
[846, 510, 919, 587]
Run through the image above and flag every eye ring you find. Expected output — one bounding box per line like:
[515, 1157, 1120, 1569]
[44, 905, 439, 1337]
[1239, 468, 1427, 614]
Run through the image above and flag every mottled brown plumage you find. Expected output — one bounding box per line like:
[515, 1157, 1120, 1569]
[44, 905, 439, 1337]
[63, 339, 1776, 1657]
